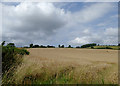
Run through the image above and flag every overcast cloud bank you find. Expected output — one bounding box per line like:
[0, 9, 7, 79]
[1, 2, 118, 46]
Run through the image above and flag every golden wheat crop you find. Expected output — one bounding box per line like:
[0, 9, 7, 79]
[6, 48, 118, 84]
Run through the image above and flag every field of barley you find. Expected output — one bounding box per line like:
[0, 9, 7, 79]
[12, 48, 118, 84]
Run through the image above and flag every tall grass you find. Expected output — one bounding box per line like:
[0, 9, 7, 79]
[11, 57, 118, 84]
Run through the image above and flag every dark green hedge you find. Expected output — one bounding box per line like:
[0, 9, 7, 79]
[2, 46, 29, 74]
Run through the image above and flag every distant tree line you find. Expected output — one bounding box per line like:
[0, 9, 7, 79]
[1, 41, 119, 49]
[28, 44, 74, 48]
[29, 44, 55, 48]
[80, 43, 97, 48]
[23, 43, 120, 48]
[58, 45, 73, 48]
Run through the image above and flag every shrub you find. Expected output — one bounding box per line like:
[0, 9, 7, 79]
[105, 47, 113, 49]
[2, 46, 29, 74]
[76, 46, 80, 48]
[91, 46, 94, 49]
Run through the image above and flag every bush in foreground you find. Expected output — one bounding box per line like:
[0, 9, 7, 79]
[2, 45, 29, 84]
[2, 46, 29, 74]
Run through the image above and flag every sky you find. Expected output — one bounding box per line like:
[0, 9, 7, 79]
[1, 2, 118, 47]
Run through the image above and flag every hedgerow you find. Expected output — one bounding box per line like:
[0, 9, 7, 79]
[2, 45, 29, 75]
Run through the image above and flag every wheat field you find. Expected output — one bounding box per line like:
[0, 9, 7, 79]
[11, 48, 118, 84]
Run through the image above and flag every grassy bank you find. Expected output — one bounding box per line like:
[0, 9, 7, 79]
[88, 46, 119, 50]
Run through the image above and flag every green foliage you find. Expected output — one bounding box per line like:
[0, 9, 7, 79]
[1, 41, 5, 46]
[81, 43, 96, 48]
[7, 43, 15, 47]
[2, 46, 29, 75]
[94, 46, 113, 49]
[30, 44, 33, 48]
[105, 47, 113, 49]
[58, 45, 64, 48]
[40, 45, 47, 48]
[61, 45, 64, 48]
[58, 45, 60, 48]
[76, 46, 80, 48]
[31, 44, 55, 48]
[91, 46, 94, 49]
[33, 45, 39, 48]
[68, 45, 73, 48]
[15, 48, 30, 55]
[93, 45, 119, 50]
[47, 45, 55, 48]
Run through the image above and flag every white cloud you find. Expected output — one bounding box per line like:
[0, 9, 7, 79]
[69, 27, 118, 45]
[3, 3, 68, 32]
[2, 2, 117, 46]
[72, 3, 112, 23]
[104, 27, 118, 36]
[2, 2, 69, 46]
[69, 35, 102, 45]
[69, 37, 90, 45]
[83, 29, 90, 34]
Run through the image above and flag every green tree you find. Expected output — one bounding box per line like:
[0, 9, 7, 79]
[30, 44, 33, 48]
[81, 43, 96, 48]
[58, 45, 60, 48]
[61, 45, 64, 48]
[1, 41, 5, 46]
[33, 45, 39, 48]
[118, 43, 120, 46]
[7, 43, 15, 47]
[68, 45, 72, 48]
